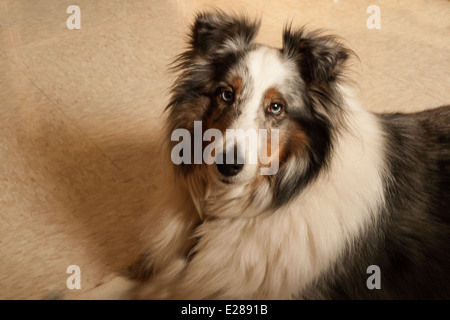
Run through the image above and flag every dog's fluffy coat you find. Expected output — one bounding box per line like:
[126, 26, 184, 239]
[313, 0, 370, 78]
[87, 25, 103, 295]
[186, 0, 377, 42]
[129, 12, 450, 299]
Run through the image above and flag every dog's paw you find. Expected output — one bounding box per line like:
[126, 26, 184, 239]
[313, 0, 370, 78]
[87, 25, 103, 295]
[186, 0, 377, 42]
[129, 281, 171, 300]
[124, 252, 155, 281]
[59, 275, 139, 300]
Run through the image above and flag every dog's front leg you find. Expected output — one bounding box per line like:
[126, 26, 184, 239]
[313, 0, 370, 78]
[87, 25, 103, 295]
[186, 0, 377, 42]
[127, 182, 201, 281]
[132, 229, 270, 300]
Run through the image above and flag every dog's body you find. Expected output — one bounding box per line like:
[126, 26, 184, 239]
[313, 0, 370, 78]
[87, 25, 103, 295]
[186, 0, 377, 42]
[129, 12, 450, 299]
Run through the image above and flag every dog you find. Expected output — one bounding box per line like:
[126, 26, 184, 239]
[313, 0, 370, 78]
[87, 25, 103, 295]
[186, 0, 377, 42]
[126, 11, 450, 299]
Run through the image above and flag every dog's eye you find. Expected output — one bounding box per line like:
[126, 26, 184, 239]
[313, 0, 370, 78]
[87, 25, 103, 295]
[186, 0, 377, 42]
[268, 102, 283, 115]
[220, 90, 235, 103]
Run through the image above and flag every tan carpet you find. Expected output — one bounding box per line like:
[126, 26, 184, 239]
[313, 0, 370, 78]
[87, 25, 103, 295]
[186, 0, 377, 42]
[0, 0, 449, 299]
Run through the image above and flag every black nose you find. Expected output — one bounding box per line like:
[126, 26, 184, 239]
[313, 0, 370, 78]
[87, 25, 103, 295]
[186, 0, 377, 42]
[217, 162, 244, 177]
[216, 151, 244, 177]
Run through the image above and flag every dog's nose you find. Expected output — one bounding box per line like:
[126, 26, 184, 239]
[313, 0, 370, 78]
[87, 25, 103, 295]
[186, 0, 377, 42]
[216, 151, 244, 177]
[217, 162, 244, 177]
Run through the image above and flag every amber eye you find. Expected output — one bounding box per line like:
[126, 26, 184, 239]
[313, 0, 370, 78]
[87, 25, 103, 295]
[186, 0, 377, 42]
[220, 90, 235, 103]
[268, 102, 283, 115]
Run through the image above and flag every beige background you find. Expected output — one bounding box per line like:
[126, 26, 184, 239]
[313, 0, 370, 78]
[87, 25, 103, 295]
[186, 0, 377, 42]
[0, 0, 449, 299]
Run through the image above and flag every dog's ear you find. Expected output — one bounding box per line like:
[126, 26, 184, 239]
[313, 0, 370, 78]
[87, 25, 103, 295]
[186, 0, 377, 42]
[190, 11, 260, 57]
[282, 27, 351, 84]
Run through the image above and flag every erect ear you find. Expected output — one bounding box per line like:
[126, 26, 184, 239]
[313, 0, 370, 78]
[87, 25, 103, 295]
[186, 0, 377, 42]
[282, 27, 351, 84]
[190, 11, 260, 57]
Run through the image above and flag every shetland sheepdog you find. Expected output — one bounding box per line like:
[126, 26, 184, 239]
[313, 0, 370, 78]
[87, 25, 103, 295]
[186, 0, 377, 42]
[127, 11, 450, 299]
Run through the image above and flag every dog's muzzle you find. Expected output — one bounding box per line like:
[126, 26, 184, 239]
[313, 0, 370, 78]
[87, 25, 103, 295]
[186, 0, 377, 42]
[216, 147, 245, 177]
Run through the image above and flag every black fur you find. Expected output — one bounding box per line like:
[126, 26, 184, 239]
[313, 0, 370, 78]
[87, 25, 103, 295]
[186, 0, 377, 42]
[271, 115, 333, 209]
[282, 26, 351, 84]
[164, 12, 450, 299]
[271, 28, 353, 209]
[303, 106, 450, 299]
[166, 11, 260, 175]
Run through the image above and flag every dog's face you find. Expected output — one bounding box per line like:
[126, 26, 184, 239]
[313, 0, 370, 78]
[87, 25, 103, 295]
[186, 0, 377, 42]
[166, 12, 351, 217]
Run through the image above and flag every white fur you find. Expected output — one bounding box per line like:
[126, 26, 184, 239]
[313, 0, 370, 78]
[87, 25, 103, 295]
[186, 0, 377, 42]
[133, 85, 387, 299]
[223, 47, 295, 182]
[117, 41, 389, 299]
[203, 47, 296, 217]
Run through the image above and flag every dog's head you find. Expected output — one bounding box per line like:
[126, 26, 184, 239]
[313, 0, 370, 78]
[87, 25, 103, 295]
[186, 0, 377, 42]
[165, 11, 352, 218]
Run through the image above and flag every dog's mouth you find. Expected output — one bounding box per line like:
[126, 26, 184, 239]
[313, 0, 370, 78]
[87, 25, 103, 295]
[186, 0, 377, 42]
[215, 165, 244, 185]
[217, 167, 240, 185]
[219, 178, 233, 184]
[214, 149, 246, 184]
[216, 161, 244, 178]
